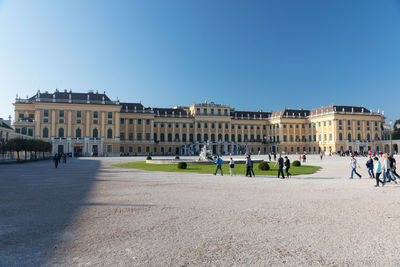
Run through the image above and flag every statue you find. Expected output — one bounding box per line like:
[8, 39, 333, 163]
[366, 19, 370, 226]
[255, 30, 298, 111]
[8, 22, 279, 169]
[198, 143, 213, 161]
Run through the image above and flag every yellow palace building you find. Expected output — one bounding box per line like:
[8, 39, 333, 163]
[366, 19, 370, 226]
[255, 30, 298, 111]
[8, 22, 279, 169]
[13, 90, 388, 156]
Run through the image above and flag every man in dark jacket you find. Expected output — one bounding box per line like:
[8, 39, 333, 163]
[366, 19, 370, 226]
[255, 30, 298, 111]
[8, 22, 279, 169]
[366, 155, 374, 178]
[274, 154, 285, 179]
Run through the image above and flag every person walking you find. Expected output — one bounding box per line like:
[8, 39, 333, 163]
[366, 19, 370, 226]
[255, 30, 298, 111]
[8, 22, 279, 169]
[274, 154, 285, 179]
[320, 153, 323, 160]
[392, 156, 400, 179]
[349, 156, 362, 179]
[53, 153, 59, 168]
[229, 157, 236, 176]
[268, 153, 271, 162]
[213, 155, 223, 176]
[273, 153, 277, 161]
[245, 156, 252, 177]
[249, 155, 255, 177]
[302, 154, 306, 163]
[374, 157, 384, 187]
[366, 155, 374, 178]
[383, 153, 397, 184]
[284, 156, 291, 178]
[63, 153, 67, 164]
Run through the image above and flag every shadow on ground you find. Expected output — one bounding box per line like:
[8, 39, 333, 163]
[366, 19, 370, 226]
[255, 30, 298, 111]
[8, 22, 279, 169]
[0, 158, 100, 266]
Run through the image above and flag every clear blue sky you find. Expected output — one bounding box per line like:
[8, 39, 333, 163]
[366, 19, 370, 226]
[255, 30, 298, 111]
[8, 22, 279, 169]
[1, 0, 400, 122]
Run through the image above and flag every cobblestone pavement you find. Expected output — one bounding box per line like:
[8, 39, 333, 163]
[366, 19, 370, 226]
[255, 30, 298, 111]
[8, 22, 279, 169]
[1, 155, 400, 266]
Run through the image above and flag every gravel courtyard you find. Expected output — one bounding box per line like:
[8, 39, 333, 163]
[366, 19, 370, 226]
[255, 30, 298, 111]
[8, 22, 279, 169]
[1, 155, 400, 266]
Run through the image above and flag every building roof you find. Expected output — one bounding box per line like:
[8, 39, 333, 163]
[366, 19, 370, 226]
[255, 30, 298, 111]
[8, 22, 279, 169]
[154, 108, 190, 117]
[29, 91, 112, 102]
[233, 111, 272, 119]
[0, 120, 13, 130]
[310, 105, 371, 116]
[120, 102, 144, 112]
[271, 109, 310, 118]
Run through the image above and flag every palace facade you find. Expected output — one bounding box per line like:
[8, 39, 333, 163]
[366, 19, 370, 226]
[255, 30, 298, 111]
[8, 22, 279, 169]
[13, 90, 389, 156]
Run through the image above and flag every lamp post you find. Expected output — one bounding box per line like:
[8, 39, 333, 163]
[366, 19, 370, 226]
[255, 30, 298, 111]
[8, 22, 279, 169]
[389, 120, 393, 155]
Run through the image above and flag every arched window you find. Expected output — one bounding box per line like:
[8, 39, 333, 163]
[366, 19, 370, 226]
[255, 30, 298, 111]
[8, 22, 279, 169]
[231, 134, 235, 142]
[204, 134, 208, 141]
[175, 133, 180, 141]
[107, 128, 112, 139]
[58, 128, 64, 138]
[168, 133, 172, 142]
[211, 134, 215, 142]
[76, 128, 81, 138]
[182, 133, 187, 142]
[367, 133, 370, 141]
[22, 127, 27, 135]
[347, 133, 351, 141]
[93, 128, 98, 138]
[42, 127, 49, 138]
[160, 133, 165, 142]
[244, 134, 248, 141]
[197, 133, 201, 142]
[339, 133, 343, 141]
[189, 134, 194, 142]
[357, 133, 361, 141]
[225, 134, 229, 142]
[375, 134, 379, 140]
[218, 134, 222, 141]
[238, 134, 242, 142]
[250, 135, 254, 141]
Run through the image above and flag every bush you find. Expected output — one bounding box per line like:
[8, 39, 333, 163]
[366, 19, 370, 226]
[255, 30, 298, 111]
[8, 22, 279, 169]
[258, 161, 270, 171]
[146, 156, 152, 160]
[175, 156, 180, 159]
[177, 162, 187, 169]
[293, 160, 301, 167]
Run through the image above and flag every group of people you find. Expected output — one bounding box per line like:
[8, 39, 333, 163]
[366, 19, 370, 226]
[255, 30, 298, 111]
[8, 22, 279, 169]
[351, 153, 400, 187]
[213, 155, 256, 177]
[53, 152, 67, 168]
[213, 154, 292, 179]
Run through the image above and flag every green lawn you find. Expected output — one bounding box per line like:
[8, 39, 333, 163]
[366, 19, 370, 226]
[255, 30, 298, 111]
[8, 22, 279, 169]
[112, 161, 321, 176]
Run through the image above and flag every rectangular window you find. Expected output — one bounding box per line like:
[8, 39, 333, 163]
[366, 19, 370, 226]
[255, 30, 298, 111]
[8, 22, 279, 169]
[129, 119, 133, 124]
[138, 146, 142, 153]
[76, 119, 81, 124]
[161, 122, 164, 127]
[108, 120, 112, 124]
[59, 119, 64, 123]
[137, 133, 142, 140]
[224, 109, 228, 115]
[175, 123, 179, 128]
[120, 146, 124, 153]
[120, 132, 125, 140]
[129, 132, 133, 140]
[196, 108, 200, 114]
[211, 109, 214, 115]
[138, 119, 142, 124]
[183, 123, 186, 128]
[59, 110, 64, 117]
[77, 111, 81, 118]
[93, 111, 98, 118]
[43, 118, 48, 123]
[146, 133, 150, 140]
[218, 109, 221, 115]
[203, 109, 207, 115]
[19, 114, 24, 119]
[108, 112, 112, 119]
[129, 146, 133, 153]
[107, 145, 112, 153]
[44, 110, 49, 117]
[146, 119, 150, 125]
[120, 118, 125, 124]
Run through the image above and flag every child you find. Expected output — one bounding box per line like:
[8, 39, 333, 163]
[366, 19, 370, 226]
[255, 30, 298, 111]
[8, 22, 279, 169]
[374, 157, 384, 187]
[229, 157, 236, 176]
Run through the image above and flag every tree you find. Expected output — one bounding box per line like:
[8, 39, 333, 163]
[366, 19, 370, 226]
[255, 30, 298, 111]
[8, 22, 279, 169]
[7, 138, 25, 161]
[392, 119, 400, 140]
